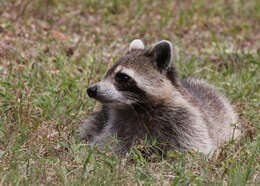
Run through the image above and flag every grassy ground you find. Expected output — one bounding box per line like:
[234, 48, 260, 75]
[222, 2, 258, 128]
[0, 0, 259, 185]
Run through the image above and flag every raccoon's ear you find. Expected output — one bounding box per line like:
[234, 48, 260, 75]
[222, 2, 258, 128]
[129, 39, 145, 51]
[151, 40, 174, 71]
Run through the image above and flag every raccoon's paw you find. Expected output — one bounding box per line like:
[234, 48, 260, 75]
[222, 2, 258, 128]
[78, 120, 99, 142]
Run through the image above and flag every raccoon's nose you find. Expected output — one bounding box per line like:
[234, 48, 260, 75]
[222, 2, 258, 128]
[87, 85, 97, 98]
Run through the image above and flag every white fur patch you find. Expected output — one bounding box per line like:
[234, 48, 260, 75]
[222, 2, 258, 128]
[129, 39, 145, 51]
[120, 68, 135, 78]
[114, 66, 135, 78]
[99, 81, 123, 100]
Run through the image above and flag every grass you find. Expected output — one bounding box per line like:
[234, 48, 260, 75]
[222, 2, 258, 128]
[0, 0, 259, 185]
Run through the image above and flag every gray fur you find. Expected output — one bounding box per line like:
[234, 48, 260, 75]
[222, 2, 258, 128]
[79, 40, 240, 155]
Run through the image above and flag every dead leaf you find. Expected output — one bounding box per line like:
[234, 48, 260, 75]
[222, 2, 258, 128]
[50, 30, 69, 41]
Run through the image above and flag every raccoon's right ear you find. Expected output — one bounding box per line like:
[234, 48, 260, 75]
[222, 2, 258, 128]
[129, 39, 145, 51]
[151, 40, 174, 71]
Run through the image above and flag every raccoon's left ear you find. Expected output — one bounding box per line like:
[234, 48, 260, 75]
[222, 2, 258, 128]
[151, 40, 174, 71]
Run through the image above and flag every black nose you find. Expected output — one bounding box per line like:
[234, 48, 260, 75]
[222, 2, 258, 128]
[87, 85, 97, 98]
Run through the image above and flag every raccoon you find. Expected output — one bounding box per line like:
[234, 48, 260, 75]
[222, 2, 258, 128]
[79, 39, 240, 155]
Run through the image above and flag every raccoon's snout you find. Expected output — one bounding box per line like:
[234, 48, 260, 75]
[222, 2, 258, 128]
[87, 85, 97, 98]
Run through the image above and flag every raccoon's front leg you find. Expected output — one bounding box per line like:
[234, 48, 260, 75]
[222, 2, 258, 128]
[79, 106, 108, 142]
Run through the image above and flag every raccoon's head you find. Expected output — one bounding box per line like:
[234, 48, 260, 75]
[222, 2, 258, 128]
[87, 39, 178, 107]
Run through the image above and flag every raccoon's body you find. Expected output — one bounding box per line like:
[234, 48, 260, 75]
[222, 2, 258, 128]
[79, 40, 240, 155]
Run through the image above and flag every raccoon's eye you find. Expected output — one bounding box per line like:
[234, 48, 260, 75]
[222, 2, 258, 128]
[115, 72, 131, 83]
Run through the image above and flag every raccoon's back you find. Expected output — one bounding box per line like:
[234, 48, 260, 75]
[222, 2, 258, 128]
[181, 78, 225, 115]
[181, 77, 239, 143]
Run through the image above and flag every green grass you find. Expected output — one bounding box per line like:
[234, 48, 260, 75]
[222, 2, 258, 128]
[0, 0, 259, 185]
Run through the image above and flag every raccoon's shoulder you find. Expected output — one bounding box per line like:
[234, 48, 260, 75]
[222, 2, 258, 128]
[181, 77, 218, 95]
[180, 77, 227, 107]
